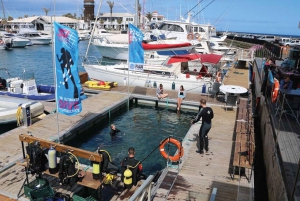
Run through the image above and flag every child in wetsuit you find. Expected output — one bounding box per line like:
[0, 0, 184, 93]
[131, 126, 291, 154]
[110, 124, 120, 141]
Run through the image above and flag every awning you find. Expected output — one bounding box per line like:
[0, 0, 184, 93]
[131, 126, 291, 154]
[167, 53, 223, 65]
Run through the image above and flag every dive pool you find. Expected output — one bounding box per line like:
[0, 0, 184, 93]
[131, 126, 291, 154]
[67, 104, 195, 176]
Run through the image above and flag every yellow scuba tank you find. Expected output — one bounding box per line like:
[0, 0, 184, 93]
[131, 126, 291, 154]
[92, 161, 100, 180]
[48, 147, 57, 174]
[123, 168, 133, 188]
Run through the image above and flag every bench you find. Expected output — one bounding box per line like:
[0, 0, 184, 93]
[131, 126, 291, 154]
[232, 98, 255, 181]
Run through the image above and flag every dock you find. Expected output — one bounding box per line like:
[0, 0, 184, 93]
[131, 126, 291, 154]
[0, 59, 254, 200]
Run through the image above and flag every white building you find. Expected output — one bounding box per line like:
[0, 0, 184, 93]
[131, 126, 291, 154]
[94, 13, 135, 30]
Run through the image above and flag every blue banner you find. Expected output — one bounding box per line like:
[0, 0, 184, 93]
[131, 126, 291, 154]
[54, 22, 82, 116]
[128, 23, 144, 71]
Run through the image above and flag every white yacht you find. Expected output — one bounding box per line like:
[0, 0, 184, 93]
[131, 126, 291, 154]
[15, 25, 51, 45]
[0, 32, 31, 48]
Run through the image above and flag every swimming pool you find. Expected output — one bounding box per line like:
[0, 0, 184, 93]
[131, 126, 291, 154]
[66, 104, 194, 176]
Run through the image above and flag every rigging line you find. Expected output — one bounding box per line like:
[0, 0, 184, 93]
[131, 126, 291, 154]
[213, 0, 235, 26]
[183, 0, 204, 17]
[193, 0, 216, 18]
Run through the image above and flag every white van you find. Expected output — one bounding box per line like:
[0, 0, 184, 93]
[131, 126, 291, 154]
[279, 37, 293, 46]
[257, 35, 277, 43]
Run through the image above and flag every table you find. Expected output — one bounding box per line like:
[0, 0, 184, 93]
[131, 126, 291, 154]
[219, 85, 248, 94]
[219, 85, 248, 101]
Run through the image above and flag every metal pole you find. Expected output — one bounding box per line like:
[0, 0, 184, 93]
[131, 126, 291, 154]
[135, 0, 138, 27]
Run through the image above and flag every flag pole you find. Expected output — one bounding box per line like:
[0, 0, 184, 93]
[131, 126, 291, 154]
[127, 24, 130, 110]
[52, 0, 61, 143]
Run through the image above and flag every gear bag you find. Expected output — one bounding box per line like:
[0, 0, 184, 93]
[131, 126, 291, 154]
[26, 141, 48, 175]
[58, 153, 78, 186]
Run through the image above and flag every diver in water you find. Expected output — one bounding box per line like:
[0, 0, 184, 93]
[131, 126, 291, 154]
[56, 47, 79, 98]
[110, 124, 120, 141]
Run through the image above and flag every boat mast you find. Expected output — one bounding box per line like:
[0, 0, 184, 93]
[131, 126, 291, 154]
[1, 0, 5, 20]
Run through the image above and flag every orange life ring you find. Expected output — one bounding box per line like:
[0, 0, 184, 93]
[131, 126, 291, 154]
[187, 33, 194, 40]
[194, 33, 200, 39]
[271, 78, 279, 103]
[159, 138, 184, 162]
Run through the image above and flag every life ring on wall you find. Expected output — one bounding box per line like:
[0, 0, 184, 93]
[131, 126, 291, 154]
[187, 33, 194, 40]
[159, 138, 184, 162]
[194, 33, 200, 39]
[271, 78, 279, 103]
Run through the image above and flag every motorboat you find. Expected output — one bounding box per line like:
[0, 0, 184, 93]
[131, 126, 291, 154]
[77, 29, 91, 41]
[0, 96, 44, 124]
[92, 28, 113, 39]
[92, 34, 195, 60]
[81, 53, 223, 93]
[0, 68, 55, 101]
[0, 32, 31, 48]
[17, 27, 51, 45]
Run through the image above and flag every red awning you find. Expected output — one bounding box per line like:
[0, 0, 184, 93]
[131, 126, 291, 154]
[142, 42, 192, 50]
[167, 53, 223, 64]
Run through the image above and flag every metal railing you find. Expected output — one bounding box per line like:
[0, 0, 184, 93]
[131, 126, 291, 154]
[128, 175, 154, 201]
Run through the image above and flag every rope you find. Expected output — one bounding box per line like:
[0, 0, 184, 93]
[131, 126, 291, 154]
[66, 151, 80, 178]
[16, 106, 22, 126]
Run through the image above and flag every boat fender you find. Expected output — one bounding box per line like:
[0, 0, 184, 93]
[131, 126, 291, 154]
[187, 33, 194, 40]
[123, 167, 133, 188]
[48, 147, 58, 174]
[194, 33, 200, 39]
[153, 81, 157, 88]
[172, 82, 175, 90]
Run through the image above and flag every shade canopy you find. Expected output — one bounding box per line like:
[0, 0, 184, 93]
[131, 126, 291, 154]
[167, 53, 223, 65]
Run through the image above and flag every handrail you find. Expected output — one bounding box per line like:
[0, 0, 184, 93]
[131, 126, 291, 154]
[128, 175, 154, 201]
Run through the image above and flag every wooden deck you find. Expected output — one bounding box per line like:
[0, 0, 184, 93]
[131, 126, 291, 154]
[0, 59, 253, 200]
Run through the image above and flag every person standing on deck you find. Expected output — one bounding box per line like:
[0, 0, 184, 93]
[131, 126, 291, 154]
[191, 99, 214, 154]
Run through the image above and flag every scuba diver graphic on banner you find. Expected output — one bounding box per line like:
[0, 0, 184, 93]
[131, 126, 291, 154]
[54, 22, 82, 116]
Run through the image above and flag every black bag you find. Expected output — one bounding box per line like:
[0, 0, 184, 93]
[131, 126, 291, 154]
[58, 153, 78, 186]
[26, 141, 48, 175]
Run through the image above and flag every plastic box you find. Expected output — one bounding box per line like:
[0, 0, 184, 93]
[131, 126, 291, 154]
[72, 187, 98, 201]
[29, 183, 55, 201]
[23, 177, 49, 197]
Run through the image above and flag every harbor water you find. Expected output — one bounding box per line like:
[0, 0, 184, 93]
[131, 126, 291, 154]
[0, 40, 101, 86]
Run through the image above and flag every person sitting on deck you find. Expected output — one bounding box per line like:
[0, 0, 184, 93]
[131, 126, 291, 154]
[280, 76, 293, 89]
[196, 65, 211, 80]
[177, 85, 186, 111]
[156, 84, 168, 99]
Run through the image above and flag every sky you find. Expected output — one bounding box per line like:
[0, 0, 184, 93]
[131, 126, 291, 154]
[1, 0, 300, 36]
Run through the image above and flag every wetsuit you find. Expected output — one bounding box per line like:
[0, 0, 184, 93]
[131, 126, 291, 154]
[110, 128, 120, 141]
[121, 157, 143, 188]
[192, 107, 214, 152]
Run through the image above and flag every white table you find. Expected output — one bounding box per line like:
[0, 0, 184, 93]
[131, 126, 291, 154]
[219, 85, 248, 101]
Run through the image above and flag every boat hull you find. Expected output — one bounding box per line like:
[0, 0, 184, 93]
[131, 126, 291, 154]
[83, 64, 211, 93]
[0, 96, 44, 124]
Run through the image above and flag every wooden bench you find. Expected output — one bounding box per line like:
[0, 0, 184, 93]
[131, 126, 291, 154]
[232, 98, 255, 181]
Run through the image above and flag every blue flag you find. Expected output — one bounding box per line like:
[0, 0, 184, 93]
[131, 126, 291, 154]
[128, 23, 144, 71]
[54, 22, 82, 116]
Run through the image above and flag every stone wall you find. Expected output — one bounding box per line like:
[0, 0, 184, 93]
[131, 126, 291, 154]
[253, 58, 288, 201]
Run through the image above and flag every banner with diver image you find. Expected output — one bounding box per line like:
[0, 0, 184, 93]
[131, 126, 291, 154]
[128, 23, 144, 71]
[54, 22, 82, 116]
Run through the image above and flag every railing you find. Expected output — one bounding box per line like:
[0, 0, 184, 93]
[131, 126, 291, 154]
[128, 175, 154, 201]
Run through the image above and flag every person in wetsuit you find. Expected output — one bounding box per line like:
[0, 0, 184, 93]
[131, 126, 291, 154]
[191, 99, 214, 154]
[110, 124, 120, 141]
[121, 147, 143, 189]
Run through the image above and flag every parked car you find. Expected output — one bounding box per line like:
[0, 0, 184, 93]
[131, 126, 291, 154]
[288, 39, 300, 47]
[257, 35, 278, 43]
[278, 37, 293, 46]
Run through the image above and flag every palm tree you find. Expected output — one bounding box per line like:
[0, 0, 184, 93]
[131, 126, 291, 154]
[42, 8, 51, 16]
[145, 12, 152, 22]
[107, 1, 114, 29]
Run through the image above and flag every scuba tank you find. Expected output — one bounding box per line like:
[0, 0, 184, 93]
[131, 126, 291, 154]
[92, 147, 101, 180]
[123, 167, 133, 189]
[48, 147, 57, 174]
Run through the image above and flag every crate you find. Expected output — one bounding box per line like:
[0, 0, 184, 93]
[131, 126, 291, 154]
[72, 187, 98, 201]
[24, 177, 49, 197]
[29, 182, 55, 201]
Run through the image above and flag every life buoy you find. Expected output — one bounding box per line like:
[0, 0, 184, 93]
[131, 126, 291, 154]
[187, 33, 194, 40]
[194, 33, 200, 39]
[271, 78, 279, 103]
[159, 138, 184, 162]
